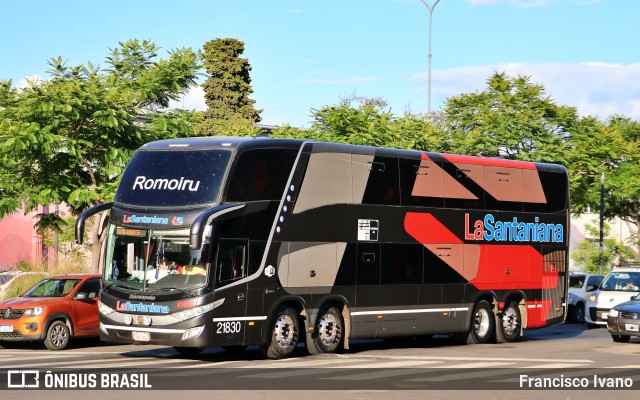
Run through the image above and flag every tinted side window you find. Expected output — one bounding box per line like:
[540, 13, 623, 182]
[78, 279, 101, 298]
[215, 240, 247, 286]
[357, 243, 380, 285]
[424, 248, 466, 284]
[361, 157, 400, 205]
[587, 276, 603, 288]
[249, 241, 267, 276]
[380, 244, 423, 284]
[523, 170, 569, 213]
[400, 158, 445, 208]
[227, 149, 298, 202]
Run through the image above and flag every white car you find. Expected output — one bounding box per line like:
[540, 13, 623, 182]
[585, 268, 640, 328]
[567, 273, 604, 323]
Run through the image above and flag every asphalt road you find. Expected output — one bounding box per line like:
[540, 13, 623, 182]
[1, 322, 639, 399]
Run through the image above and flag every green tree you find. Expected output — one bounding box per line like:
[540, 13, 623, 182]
[271, 95, 447, 152]
[439, 72, 575, 163]
[571, 222, 636, 274]
[0, 39, 200, 272]
[567, 116, 640, 257]
[197, 38, 261, 134]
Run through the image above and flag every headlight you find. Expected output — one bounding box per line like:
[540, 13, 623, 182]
[23, 307, 45, 316]
[589, 294, 598, 303]
[98, 300, 115, 316]
[609, 309, 619, 318]
[172, 302, 215, 321]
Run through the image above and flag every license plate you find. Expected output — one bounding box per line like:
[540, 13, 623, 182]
[601, 312, 609, 319]
[132, 331, 150, 341]
[625, 324, 639, 332]
[0, 324, 13, 333]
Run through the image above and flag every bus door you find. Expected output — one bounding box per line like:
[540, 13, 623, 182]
[213, 239, 249, 345]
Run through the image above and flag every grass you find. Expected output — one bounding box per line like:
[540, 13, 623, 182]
[0, 260, 92, 301]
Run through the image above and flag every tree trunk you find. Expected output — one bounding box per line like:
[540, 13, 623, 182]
[636, 213, 640, 261]
[89, 211, 109, 274]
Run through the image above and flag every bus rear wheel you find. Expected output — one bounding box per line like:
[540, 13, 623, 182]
[454, 300, 495, 344]
[307, 306, 344, 355]
[261, 306, 301, 359]
[497, 301, 521, 343]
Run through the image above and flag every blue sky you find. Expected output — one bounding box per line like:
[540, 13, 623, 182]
[1, 0, 638, 127]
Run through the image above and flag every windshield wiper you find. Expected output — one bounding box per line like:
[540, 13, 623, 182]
[146, 286, 195, 296]
[104, 282, 139, 291]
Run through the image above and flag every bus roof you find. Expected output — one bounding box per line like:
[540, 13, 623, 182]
[138, 136, 566, 174]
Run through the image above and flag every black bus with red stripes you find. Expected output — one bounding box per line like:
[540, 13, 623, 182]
[76, 137, 569, 358]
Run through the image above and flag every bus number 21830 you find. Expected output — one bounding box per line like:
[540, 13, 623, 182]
[216, 321, 241, 334]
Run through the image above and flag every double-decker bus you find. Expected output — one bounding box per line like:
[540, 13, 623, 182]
[76, 137, 569, 358]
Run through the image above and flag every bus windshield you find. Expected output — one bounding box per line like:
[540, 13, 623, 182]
[114, 149, 231, 207]
[103, 225, 211, 293]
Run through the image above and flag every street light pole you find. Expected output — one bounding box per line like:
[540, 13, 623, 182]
[420, 0, 441, 113]
[599, 173, 605, 275]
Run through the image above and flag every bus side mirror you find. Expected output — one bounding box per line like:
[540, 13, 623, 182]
[75, 202, 113, 245]
[189, 204, 245, 249]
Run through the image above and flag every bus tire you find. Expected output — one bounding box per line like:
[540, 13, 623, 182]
[454, 300, 495, 344]
[307, 306, 344, 355]
[261, 306, 301, 359]
[497, 301, 521, 343]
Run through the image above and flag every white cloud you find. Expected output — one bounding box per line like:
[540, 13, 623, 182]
[409, 62, 640, 120]
[17, 75, 44, 89]
[168, 86, 207, 111]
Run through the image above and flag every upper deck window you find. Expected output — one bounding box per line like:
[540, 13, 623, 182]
[226, 149, 298, 202]
[115, 150, 231, 207]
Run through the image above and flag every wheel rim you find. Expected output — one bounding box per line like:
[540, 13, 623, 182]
[474, 308, 491, 338]
[273, 314, 296, 348]
[576, 306, 584, 321]
[318, 313, 340, 346]
[501, 306, 519, 336]
[50, 325, 67, 348]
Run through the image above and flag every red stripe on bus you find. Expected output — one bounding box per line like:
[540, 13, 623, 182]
[439, 154, 537, 170]
[404, 212, 559, 291]
[404, 212, 463, 244]
[470, 244, 558, 290]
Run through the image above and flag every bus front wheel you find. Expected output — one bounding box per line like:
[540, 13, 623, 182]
[307, 306, 344, 355]
[261, 306, 301, 359]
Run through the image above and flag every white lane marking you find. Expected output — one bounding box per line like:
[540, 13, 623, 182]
[239, 360, 443, 379]
[341, 354, 592, 364]
[438, 361, 515, 369]
[69, 357, 202, 369]
[4, 355, 194, 369]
